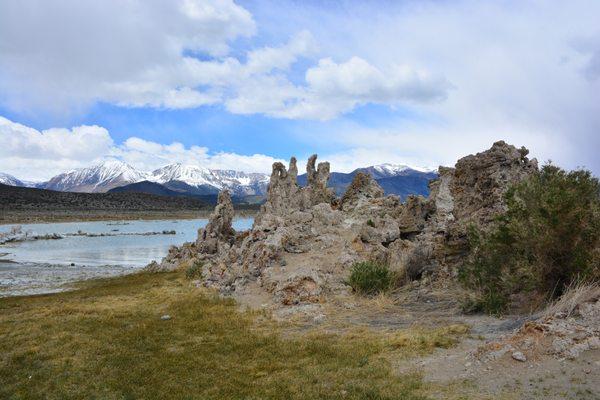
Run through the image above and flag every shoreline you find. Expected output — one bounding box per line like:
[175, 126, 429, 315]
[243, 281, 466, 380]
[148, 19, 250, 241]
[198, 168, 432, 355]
[0, 209, 258, 225]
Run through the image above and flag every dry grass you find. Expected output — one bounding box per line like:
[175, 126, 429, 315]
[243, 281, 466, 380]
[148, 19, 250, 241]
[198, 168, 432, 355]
[543, 281, 600, 318]
[354, 291, 400, 311]
[0, 271, 477, 400]
[384, 324, 470, 355]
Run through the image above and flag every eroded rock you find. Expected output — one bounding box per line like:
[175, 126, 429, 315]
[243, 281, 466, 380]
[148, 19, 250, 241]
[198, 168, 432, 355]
[149, 142, 539, 314]
[197, 190, 235, 254]
[450, 140, 537, 227]
[340, 172, 385, 211]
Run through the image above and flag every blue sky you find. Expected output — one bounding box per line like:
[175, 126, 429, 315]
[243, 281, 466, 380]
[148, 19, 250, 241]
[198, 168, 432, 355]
[1, 0, 599, 181]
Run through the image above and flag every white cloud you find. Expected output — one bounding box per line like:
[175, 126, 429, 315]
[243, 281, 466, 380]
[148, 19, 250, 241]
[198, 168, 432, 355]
[240, 0, 600, 173]
[225, 56, 448, 120]
[0, 117, 114, 179]
[0, 1, 449, 119]
[0, 117, 282, 181]
[308, 122, 572, 174]
[114, 137, 284, 173]
[2, 1, 599, 173]
[0, 0, 255, 113]
[306, 57, 447, 103]
[245, 30, 317, 74]
[178, 0, 255, 57]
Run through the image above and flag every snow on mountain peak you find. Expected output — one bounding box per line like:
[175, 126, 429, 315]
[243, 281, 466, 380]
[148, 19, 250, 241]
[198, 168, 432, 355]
[0, 172, 23, 187]
[149, 163, 213, 186]
[40, 159, 149, 192]
[371, 163, 437, 175]
[2, 159, 436, 196]
[148, 163, 270, 195]
[89, 160, 142, 181]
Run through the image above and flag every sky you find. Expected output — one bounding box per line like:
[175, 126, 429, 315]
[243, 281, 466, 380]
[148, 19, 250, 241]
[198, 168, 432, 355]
[0, 0, 599, 181]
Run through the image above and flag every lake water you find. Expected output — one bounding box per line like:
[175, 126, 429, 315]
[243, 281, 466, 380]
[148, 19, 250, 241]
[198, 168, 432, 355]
[0, 218, 253, 297]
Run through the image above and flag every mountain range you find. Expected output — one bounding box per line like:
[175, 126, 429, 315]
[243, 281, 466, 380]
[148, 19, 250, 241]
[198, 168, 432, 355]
[0, 160, 437, 201]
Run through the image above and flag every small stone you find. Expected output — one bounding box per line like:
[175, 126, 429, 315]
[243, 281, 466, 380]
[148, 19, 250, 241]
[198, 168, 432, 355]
[465, 362, 472, 367]
[512, 351, 527, 362]
[160, 315, 172, 321]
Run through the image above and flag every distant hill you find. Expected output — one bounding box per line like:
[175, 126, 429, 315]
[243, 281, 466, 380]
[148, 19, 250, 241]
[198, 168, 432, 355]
[108, 181, 266, 206]
[108, 181, 186, 197]
[0, 183, 210, 212]
[375, 175, 435, 199]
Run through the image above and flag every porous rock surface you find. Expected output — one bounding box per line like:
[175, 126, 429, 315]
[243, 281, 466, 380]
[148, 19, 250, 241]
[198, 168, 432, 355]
[149, 142, 538, 311]
[474, 294, 600, 362]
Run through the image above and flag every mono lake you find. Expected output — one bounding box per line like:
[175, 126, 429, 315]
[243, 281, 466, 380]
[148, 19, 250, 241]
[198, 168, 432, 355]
[0, 218, 253, 297]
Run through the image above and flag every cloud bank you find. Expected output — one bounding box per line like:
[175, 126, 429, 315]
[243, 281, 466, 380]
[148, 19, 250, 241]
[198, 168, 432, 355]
[0, 0, 448, 120]
[1, 0, 599, 175]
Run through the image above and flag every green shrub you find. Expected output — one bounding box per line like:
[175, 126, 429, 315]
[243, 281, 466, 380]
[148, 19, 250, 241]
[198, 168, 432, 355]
[459, 164, 600, 315]
[367, 219, 376, 228]
[185, 260, 203, 280]
[348, 261, 392, 295]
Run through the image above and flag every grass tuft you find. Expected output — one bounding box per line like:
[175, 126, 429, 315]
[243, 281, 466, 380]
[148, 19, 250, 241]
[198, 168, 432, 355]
[543, 281, 600, 318]
[385, 324, 470, 355]
[185, 259, 203, 280]
[348, 261, 393, 296]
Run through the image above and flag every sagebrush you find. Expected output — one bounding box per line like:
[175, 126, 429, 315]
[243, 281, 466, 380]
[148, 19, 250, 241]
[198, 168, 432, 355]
[459, 164, 600, 315]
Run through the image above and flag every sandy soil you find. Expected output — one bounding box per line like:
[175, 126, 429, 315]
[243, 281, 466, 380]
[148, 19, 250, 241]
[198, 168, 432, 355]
[270, 280, 600, 399]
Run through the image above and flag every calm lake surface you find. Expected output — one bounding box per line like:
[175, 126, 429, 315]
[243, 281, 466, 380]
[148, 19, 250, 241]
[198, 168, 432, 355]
[0, 218, 253, 297]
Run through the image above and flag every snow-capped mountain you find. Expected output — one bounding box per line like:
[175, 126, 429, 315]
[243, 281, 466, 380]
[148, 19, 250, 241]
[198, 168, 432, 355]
[149, 164, 216, 187]
[0, 160, 437, 200]
[40, 160, 149, 193]
[149, 163, 269, 196]
[0, 172, 25, 187]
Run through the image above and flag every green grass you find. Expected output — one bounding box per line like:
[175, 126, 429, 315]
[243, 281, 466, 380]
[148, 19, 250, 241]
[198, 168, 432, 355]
[0, 272, 443, 400]
[185, 259, 203, 280]
[348, 261, 393, 296]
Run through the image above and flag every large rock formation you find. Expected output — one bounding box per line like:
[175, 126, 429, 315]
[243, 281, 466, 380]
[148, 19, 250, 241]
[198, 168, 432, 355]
[450, 141, 538, 227]
[385, 141, 539, 278]
[150, 141, 538, 313]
